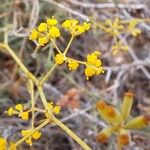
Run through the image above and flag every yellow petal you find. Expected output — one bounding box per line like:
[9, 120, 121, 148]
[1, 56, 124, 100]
[85, 66, 96, 79]
[38, 23, 47, 32]
[15, 104, 23, 112]
[49, 26, 60, 38]
[38, 37, 48, 46]
[125, 115, 150, 130]
[55, 54, 65, 65]
[68, 60, 79, 71]
[21, 130, 31, 137]
[32, 131, 41, 140]
[25, 137, 32, 146]
[7, 107, 15, 116]
[20, 111, 29, 120]
[29, 29, 38, 40]
[121, 92, 134, 121]
[53, 105, 61, 114]
[47, 16, 58, 26]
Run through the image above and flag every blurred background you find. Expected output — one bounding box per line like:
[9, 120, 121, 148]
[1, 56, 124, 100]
[0, 0, 150, 149]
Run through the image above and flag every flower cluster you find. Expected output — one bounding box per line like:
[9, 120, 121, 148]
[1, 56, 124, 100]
[29, 18, 90, 47]
[0, 137, 16, 150]
[95, 18, 143, 55]
[54, 50, 104, 80]
[1, 14, 149, 150]
[47, 101, 61, 115]
[62, 19, 90, 36]
[29, 16, 60, 46]
[6, 104, 29, 120]
[85, 51, 104, 80]
[102, 18, 142, 37]
[96, 92, 150, 149]
[104, 18, 124, 36]
[21, 130, 41, 146]
[6, 101, 61, 146]
[29, 17, 104, 79]
[54, 54, 79, 70]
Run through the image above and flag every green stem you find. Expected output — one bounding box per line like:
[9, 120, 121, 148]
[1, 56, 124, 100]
[37, 86, 91, 150]
[32, 45, 40, 56]
[0, 43, 38, 85]
[51, 39, 62, 54]
[63, 35, 74, 55]
[52, 116, 92, 150]
[39, 63, 57, 86]
[29, 79, 35, 129]
[66, 57, 86, 65]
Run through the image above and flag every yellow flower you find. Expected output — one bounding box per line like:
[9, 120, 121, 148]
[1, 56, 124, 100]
[7, 103, 30, 121]
[96, 92, 150, 149]
[38, 23, 47, 32]
[62, 19, 78, 29]
[15, 104, 23, 112]
[20, 111, 29, 120]
[38, 37, 47, 46]
[25, 138, 32, 146]
[21, 130, 41, 146]
[85, 51, 104, 79]
[68, 60, 79, 70]
[29, 29, 38, 40]
[21, 129, 31, 137]
[7, 107, 15, 116]
[83, 22, 90, 30]
[47, 16, 58, 26]
[128, 19, 142, 37]
[62, 19, 90, 36]
[49, 26, 60, 38]
[87, 51, 102, 66]
[76, 25, 85, 35]
[104, 18, 124, 36]
[32, 131, 41, 140]
[47, 101, 61, 115]
[47, 101, 54, 110]
[53, 105, 61, 114]
[29, 17, 61, 46]
[131, 28, 141, 37]
[0, 138, 7, 150]
[85, 66, 96, 80]
[55, 54, 65, 65]
[87, 54, 97, 65]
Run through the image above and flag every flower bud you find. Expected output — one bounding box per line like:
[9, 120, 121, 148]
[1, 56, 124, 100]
[118, 129, 130, 146]
[96, 127, 113, 143]
[125, 115, 150, 129]
[121, 92, 134, 121]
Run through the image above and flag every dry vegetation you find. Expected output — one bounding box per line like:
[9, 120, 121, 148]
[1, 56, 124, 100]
[0, 0, 150, 150]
